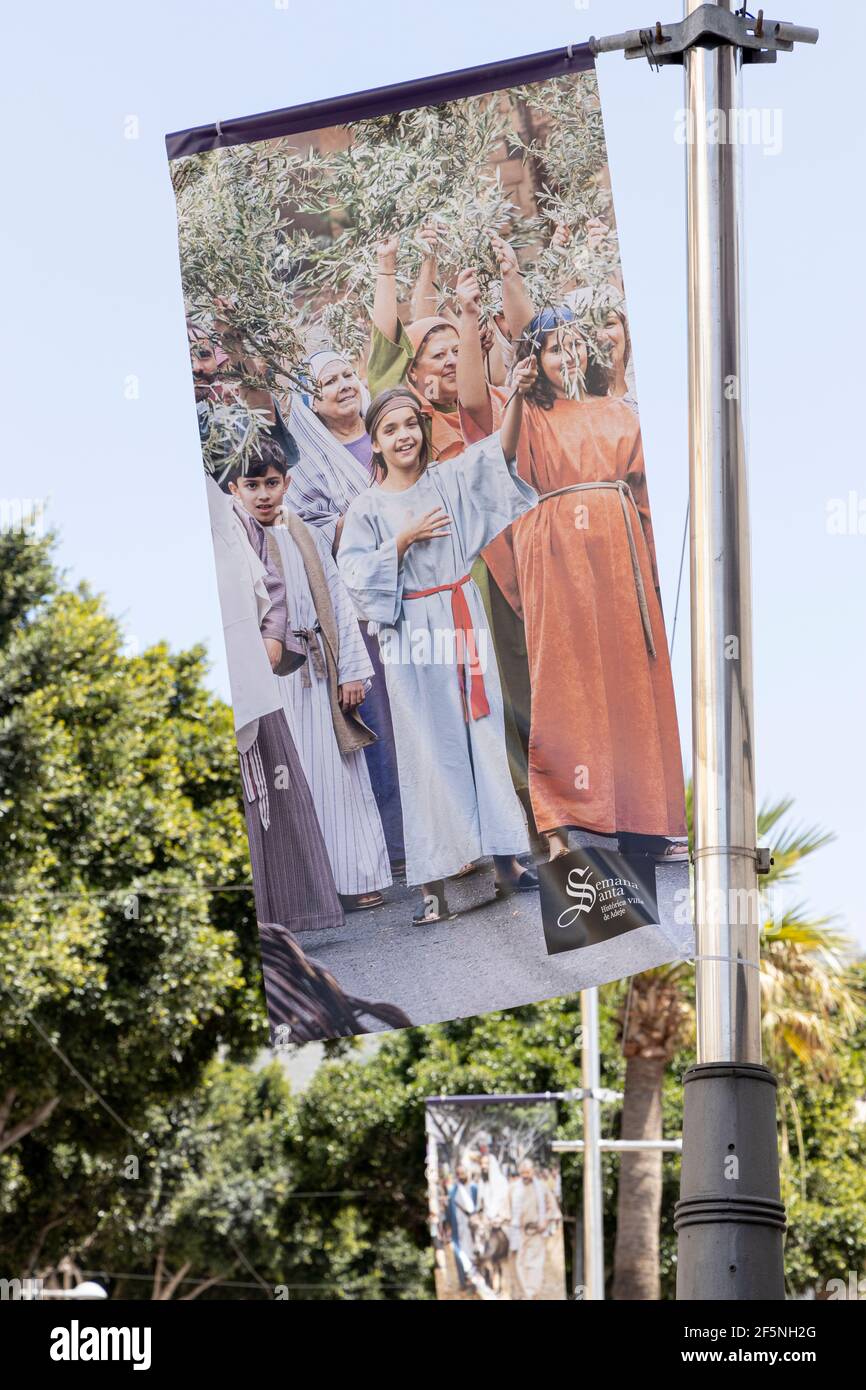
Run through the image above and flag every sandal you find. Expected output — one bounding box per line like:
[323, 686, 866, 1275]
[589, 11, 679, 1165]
[340, 892, 385, 912]
[450, 862, 478, 879]
[494, 868, 539, 899]
[412, 906, 453, 925]
[655, 841, 690, 863]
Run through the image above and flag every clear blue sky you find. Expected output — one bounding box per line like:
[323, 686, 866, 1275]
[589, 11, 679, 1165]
[3, 1, 863, 945]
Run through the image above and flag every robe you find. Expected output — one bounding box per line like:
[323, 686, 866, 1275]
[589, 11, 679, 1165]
[285, 393, 405, 863]
[446, 1181, 479, 1286]
[269, 522, 392, 898]
[205, 479, 343, 934]
[476, 1157, 510, 1225]
[368, 323, 535, 804]
[466, 394, 686, 840]
[509, 1178, 559, 1301]
[337, 436, 537, 886]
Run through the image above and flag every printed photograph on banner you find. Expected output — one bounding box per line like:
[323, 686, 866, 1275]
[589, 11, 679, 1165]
[167, 65, 693, 1045]
[425, 1099, 566, 1301]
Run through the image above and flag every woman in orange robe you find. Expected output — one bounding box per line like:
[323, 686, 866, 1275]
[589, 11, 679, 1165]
[459, 303, 687, 859]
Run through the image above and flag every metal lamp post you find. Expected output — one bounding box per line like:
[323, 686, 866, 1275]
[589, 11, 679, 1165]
[590, 2, 817, 1299]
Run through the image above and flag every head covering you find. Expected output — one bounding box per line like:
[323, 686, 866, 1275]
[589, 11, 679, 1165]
[524, 304, 576, 346]
[284, 393, 373, 548]
[306, 348, 351, 383]
[365, 390, 424, 444]
[405, 316, 457, 358]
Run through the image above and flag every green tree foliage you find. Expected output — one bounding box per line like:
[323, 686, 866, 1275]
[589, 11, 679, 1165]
[2, 530, 862, 1300]
[0, 528, 267, 1264]
[87, 1060, 294, 1300]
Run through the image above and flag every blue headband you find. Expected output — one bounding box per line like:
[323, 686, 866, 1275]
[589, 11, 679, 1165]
[526, 305, 576, 339]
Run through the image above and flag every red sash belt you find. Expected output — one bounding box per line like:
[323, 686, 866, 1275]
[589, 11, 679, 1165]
[402, 573, 490, 723]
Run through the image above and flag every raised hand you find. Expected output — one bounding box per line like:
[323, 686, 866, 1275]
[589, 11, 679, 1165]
[512, 355, 538, 396]
[415, 223, 440, 260]
[586, 217, 610, 252]
[489, 232, 520, 279]
[455, 268, 482, 319]
[376, 233, 400, 273]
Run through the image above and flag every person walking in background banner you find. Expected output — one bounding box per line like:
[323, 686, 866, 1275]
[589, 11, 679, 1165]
[458, 286, 687, 862]
[475, 1137, 510, 1226]
[226, 437, 393, 913]
[337, 362, 539, 922]
[446, 1164, 479, 1291]
[284, 349, 407, 870]
[509, 1158, 561, 1301]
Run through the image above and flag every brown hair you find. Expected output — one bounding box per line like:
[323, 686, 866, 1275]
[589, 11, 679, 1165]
[515, 312, 611, 411]
[364, 389, 430, 479]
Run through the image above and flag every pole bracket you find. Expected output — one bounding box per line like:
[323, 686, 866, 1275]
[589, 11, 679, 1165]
[589, 6, 818, 67]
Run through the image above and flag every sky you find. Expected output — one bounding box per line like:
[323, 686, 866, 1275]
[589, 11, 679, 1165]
[2, 0, 863, 946]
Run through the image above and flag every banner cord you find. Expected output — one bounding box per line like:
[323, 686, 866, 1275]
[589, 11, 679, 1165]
[669, 497, 690, 659]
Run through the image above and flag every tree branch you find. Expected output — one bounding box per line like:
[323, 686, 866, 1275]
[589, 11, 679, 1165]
[0, 1095, 60, 1155]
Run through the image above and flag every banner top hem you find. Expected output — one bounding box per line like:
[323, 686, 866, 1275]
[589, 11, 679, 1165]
[165, 42, 595, 160]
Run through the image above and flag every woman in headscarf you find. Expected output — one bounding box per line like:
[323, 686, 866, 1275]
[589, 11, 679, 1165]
[458, 295, 687, 863]
[285, 348, 405, 868]
[368, 231, 466, 461]
[337, 346, 540, 924]
[367, 239, 539, 841]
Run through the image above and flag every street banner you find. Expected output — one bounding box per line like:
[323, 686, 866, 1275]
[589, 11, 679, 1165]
[166, 44, 693, 1045]
[425, 1097, 566, 1301]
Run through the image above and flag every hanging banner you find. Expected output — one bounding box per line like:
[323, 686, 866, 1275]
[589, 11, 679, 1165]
[166, 44, 693, 1045]
[425, 1097, 566, 1301]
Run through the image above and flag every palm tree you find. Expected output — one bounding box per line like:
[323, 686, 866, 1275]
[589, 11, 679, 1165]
[609, 793, 862, 1301]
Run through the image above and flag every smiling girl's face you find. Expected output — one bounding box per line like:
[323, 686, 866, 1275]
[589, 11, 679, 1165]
[373, 406, 425, 476]
[409, 326, 459, 405]
[539, 327, 589, 397]
[314, 361, 362, 426]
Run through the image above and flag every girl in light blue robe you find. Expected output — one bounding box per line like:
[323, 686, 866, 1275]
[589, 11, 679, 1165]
[337, 366, 540, 922]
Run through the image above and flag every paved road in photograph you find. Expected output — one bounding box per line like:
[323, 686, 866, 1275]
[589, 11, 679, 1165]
[299, 842, 693, 1031]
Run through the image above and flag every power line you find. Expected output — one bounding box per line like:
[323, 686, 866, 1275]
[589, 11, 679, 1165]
[0, 881, 255, 904]
[0, 982, 141, 1142]
[77, 1269, 424, 1291]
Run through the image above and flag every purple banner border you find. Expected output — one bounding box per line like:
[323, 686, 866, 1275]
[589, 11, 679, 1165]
[165, 42, 595, 160]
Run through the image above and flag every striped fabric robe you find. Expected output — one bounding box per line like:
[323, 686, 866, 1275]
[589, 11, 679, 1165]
[269, 520, 391, 897]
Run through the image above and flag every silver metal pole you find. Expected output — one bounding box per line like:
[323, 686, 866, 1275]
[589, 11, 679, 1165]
[685, 0, 761, 1065]
[580, 988, 605, 1300]
[677, 0, 786, 1299]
